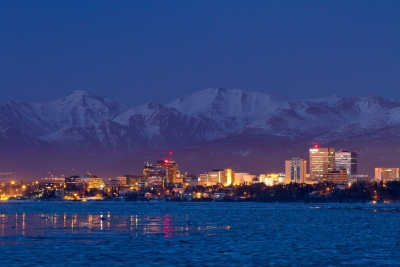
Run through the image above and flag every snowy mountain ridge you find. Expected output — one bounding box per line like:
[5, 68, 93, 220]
[2, 88, 400, 150]
[2, 88, 400, 178]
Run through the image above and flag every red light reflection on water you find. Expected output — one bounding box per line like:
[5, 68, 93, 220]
[163, 214, 171, 238]
[0, 211, 230, 245]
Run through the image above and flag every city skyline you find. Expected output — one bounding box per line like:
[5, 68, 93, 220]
[1, 1, 399, 266]
[0, 144, 385, 184]
[1, 88, 400, 180]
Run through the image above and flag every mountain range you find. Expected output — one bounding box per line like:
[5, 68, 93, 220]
[1, 88, 400, 179]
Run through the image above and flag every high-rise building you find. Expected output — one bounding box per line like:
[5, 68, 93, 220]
[143, 162, 153, 181]
[375, 168, 400, 182]
[285, 158, 307, 184]
[335, 150, 357, 175]
[156, 160, 179, 183]
[147, 168, 166, 188]
[309, 146, 335, 180]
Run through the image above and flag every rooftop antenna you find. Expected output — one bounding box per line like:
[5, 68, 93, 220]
[169, 151, 173, 161]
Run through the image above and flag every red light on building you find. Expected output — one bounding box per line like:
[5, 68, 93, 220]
[164, 160, 169, 163]
[314, 144, 319, 148]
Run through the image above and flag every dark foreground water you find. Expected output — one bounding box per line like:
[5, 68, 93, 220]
[0, 201, 400, 266]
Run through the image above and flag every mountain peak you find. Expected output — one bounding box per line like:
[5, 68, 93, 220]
[166, 87, 288, 118]
[304, 94, 341, 103]
[68, 90, 92, 99]
[72, 90, 88, 94]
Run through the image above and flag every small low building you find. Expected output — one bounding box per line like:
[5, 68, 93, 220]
[322, 169, 347, 184]
[348, 174, 372, 184]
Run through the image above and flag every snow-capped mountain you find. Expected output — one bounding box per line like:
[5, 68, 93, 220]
[0, 90, 128, 134]
[168, 88, 400, 140]
[1, 88, 400, 178]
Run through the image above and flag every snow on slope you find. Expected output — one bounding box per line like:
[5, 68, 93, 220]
[166, 88, 400, 138]
[38, 90, 129, 130]
[0, 90, 128, 137]
[167, 87, 289, 118]
[2, 88, 400, 152]
[314, 106, 400, 143]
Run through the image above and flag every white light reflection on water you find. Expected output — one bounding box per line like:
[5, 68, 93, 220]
[0, 210, 229, 243]
[0, 202, 399, 266]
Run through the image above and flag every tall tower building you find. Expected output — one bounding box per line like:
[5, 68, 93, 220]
[285, 158, 307, 184]
[156, 160, 178, 184]
[335, 150, 357, 175]
[309, 145, 335, 180]
[143, 162, 154, 181]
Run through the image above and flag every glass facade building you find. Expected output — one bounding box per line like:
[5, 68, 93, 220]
[147, 168, 166, 188]
[335, 150, 357, 175]
[156, 160, 178, 183]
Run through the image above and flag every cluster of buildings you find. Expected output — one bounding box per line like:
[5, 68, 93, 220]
[63, 160, 182, 195]
[285, 146, 359, 185]
[62, 146, 400, 194]
[287, 145, 400, 185]
[195, 146, 360, 186]
[3, 145, 400, 201]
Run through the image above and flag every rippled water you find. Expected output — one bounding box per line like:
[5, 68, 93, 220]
[1, 202, 400, 266]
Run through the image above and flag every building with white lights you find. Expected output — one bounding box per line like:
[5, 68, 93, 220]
[309, 146, 335, 180]
[285, 158, 307, 184]
[199, 169, 235, 185]
[335, 150, 357, 175]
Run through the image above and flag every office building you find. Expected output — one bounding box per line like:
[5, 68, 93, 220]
[348, 174, 371, 184]
[104, 179, 119, 188]
[322, 169, 347, 184]
[76, 175, 103, 189]
[147, 168, 166, 188]
[309, 146, 335, 180]
[65, 175, 103, 189]
[156, 160, 179, 183]
[198, 169, 235, 185]
[65, 176, 79, 190]
[143, 162, 154, 181]
[285, 158, 307, 184]
[184, 175, 199, 187]
[117, 175, 144, 187]
[259, 173, 285, 186]
[234, 172, 256, 184]
[335, 150, 357, 175]
[375, 168, 400, 182]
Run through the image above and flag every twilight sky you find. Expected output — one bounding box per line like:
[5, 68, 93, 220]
[0, 0, 399, 106]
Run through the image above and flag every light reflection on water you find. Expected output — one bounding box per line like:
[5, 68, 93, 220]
[0, 202, 400, 266]
[0, 211, 230, 244]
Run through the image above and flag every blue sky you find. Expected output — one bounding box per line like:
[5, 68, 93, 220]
[0, 0, 399, 106]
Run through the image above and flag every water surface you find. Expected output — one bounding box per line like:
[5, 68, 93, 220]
[0, 202, 399, 266]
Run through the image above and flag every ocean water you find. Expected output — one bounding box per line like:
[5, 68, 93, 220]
[0, 202, 400, 266]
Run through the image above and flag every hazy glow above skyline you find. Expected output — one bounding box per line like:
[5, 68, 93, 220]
[0, 0, 399, 106]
